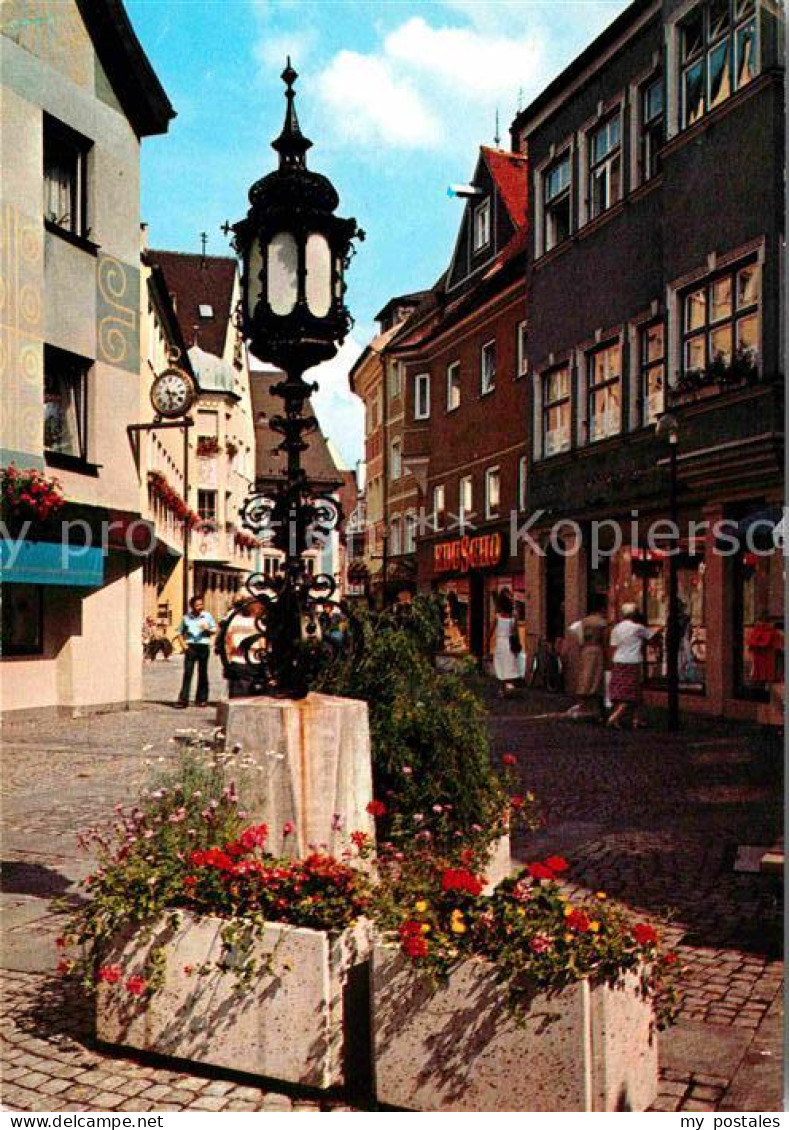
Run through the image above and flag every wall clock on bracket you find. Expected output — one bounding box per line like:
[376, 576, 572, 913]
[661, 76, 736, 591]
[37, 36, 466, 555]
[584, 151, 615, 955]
[150, 367, 197, 419]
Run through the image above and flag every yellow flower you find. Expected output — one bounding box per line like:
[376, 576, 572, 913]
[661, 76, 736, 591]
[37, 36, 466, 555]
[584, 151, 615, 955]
[589, 921, 601, 933]
[595, 891, 607, 900]
[451, 917, 467, 935]
[563, 904, 574, 917]
[564, 933, 574, 943]
[420, 923, 430, 934]
[414, 900, 428, 913]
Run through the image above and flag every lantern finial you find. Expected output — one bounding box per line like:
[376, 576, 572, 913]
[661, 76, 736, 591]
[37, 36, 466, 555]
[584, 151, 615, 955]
[272, 57, 313, 169]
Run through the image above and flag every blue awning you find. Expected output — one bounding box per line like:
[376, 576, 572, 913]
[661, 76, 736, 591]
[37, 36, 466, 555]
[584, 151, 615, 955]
[0, 540, 104, 587]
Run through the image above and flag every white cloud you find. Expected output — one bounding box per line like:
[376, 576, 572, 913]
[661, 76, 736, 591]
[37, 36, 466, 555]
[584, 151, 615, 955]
[317, 51, 441, 149]
[254, 28, 318, 72]
[384, 17, 542, 97]
[309, 336, 365, 469]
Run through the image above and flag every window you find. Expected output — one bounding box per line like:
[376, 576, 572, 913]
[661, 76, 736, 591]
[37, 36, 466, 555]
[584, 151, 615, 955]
[446, 362, 461, 411]
[197, 409, 219, 441]
[543, 152, 571, 252]
[473, 199, 491, 251]
[640, 76, 664, 182]
[587, 343, 622, 442]
[404, 511, 418, 553]
[680, 0, 756, 129]
[390, 516, 402, 556]
[433, 484, 445, 526]
[44, 345, 88, 459]
[639, 322, 665, 425]
[518, 456, 528, 510]
[681, 261, 760, 378]
[414, 372, 430, 420]
[481, 340, 496, 395]
[588, 114, 622, 219]
[390, 438, 402, 480]
[516, 322, 529, 378]
[198, 304, 214, 318]
[459, 476, 473, 524]
[197, 490, 218, 524]
[485, 466, 501, 519]
[388, 360, 402, 400]
[43, 115, 90, 237]
[542, 366, 571, 457]
[1, 584, 44, 656]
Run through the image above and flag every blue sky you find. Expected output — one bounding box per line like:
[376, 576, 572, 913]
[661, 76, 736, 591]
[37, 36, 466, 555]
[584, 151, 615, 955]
[128, 0, 629, 463]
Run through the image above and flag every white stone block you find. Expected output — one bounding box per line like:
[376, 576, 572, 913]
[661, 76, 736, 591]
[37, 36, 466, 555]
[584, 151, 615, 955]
[483, 834, 512, 893]
[217, 694, 375, 859]
[371, 943, 657, 1111]
[96, 912, 371, 1090]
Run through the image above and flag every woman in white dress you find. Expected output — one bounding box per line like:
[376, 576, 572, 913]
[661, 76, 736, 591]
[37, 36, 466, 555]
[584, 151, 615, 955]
[489, 589, 522, 696]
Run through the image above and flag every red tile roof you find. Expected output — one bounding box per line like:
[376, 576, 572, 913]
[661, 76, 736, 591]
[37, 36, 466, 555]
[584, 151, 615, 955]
[147, 250, 237, 359]
[481, 146, 528, 228]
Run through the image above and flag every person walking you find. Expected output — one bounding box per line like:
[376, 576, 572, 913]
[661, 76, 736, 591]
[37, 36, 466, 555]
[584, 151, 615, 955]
[607, 602, 650, 729]
[567, 595, 608, 720]
[176, 595, 217, 708]
[489, 589, 522, 697]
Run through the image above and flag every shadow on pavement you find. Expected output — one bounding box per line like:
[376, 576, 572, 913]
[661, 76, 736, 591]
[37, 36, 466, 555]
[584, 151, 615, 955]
[1, 861, 73, 898]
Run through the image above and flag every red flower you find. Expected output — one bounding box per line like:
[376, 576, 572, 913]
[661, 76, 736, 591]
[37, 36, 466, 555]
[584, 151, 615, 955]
[55, 936, 66, 949]
[632, 923, 659, 947]
[545, 856, 569, 874]
[97, 965, 122, 984]
[57, 959, 71, 976]
[664, 952, 678, 966]
[282, 821, 295, 836]
[366, 800, 387, 817]
[526, 862, 556, 882]
[402, 935, 429, 958]
[511, 794, 525, 810]
[441, 868, 484, 896]
[351, 831, 370, 851]
[125, 975, 148, 996]
[566, 909, 591, 933]
[183, 875, 197, 888]
[502, 754, 518, 766]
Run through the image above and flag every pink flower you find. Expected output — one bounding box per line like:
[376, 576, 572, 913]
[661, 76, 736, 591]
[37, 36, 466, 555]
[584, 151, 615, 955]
[283, 821, 295, 836]
[530, 934, 553, 954]
[125, 975, 148, 996]
[97, 965, 122, 984]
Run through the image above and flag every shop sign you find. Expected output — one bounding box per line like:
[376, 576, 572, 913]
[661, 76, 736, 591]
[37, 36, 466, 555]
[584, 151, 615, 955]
[434, 532, 503, 574]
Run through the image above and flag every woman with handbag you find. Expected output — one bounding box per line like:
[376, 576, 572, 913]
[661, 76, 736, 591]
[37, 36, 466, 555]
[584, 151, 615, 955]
[489, 588, 522, 697]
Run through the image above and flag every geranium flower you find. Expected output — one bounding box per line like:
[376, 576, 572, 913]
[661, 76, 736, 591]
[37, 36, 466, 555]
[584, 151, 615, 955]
[402, 935, 429, 958]
[502, 754, 518, 766]
[282, 821, 295, 837]
[526, 862, 556, 882]
[350, 831, 370, 851]
[545, 856, 569, 873]
[529, 934, 553, 954]
[97, 965, 122, 984]
[441, 868, 483, 896]
[566, 910, 591, 933]
[366, 800, 387, 817]
[632, 923, 659, 947]
[125, 975, 148, 996]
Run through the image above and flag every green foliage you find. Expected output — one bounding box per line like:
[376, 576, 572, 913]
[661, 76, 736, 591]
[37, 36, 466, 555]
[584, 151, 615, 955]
[317, 597, 516, 854]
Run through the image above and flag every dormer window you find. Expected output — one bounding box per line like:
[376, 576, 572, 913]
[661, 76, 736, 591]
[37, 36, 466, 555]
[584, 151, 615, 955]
[473, 199, 491, 251]
[198, 304, 214, 318]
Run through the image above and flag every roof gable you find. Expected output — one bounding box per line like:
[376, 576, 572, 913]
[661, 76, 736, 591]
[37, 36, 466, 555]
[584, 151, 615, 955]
[147, 251, 237, 359]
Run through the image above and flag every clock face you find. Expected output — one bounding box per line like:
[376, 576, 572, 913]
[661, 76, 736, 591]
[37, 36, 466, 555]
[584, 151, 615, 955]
[151, 369, 195, 419]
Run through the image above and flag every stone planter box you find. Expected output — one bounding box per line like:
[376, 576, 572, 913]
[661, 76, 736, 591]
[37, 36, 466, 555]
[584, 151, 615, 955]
[372, 944, 657, 1111]
[96, 911, 371, 1090]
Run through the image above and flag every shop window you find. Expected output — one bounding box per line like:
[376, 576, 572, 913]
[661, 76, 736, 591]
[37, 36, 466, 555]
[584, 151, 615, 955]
[480, 340, 496, 395]
[446, 361, 461, 411]
[541, 365, 571, 457]
[485, 466, 500, 519]
[639, 321, 665, 426]
[736, 550, 783, 698]
[640, 75, 664, 182]
[633, 551, 707, 689]
[543, 151, 571, 252]
[587, 342, 622, 442]
[1, 584, 44, 656]
[681, 260, 759, 387]
[473, 199, 491, 251]
[679, 0, 756, 130]
[414, 372, 430, 420]
[588, 113, 622, 219]
[390, 439, 402, 480]
[440, 583, 470, 655]
[516, 321, 529, 378]
[43, 115, 91, 237]
[44, 345, 88, 460]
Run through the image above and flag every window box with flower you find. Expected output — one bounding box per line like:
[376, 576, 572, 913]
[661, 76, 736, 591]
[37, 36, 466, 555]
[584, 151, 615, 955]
[370, 852, 676, 1111]
[196, 435, 221, 458]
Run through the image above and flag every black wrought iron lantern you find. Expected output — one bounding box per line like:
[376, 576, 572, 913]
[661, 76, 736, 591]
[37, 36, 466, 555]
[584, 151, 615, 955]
[232, 59, 363, 373]
[217, 60, 363, 699]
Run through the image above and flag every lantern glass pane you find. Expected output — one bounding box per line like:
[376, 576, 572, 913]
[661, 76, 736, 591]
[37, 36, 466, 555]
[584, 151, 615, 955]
[267, 232, 299, 316]
[305, 233, 332, 318]
[334, 257, 343, 298]
[247, 238, 264, 319]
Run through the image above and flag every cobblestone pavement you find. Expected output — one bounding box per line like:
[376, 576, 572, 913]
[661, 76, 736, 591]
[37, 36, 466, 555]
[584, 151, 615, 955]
[1, 663, 783, 1112]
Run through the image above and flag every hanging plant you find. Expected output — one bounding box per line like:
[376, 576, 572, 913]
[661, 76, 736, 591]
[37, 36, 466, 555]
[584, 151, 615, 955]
[197, 436, 220, 458]
[1, 464, 65, 523]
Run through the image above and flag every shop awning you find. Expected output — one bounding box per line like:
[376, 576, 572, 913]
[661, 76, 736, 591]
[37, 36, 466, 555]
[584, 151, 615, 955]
[735, 507, 784, 551]
[0, 540, 104, 587]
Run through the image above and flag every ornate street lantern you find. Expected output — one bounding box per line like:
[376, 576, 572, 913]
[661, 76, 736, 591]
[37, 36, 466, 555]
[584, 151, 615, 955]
[218, 60, 363, 698]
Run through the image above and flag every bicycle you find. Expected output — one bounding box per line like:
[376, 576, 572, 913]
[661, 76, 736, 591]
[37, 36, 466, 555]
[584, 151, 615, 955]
[528, 637, 564, 692]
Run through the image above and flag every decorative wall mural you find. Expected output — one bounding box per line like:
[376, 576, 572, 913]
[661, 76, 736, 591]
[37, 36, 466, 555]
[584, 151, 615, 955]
[96, 252, 139, 373]
[0, 203, 44, 460]
[0, 0, 92, 89]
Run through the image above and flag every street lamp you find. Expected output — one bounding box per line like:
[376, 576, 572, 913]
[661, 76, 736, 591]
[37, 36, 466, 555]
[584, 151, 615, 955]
[218, 59, 364, 697]
[655, 412, 680, 731]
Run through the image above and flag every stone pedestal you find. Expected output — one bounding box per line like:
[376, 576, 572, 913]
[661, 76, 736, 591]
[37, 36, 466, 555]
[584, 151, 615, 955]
[217, 693, 375, 858]
[483, 834, 513, 893]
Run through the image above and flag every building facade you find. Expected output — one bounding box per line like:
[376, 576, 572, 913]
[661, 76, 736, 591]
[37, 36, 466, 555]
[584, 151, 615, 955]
[146, 251, 257, 621]
[512, 0, 784, 719]
[1, 0, 174, 712]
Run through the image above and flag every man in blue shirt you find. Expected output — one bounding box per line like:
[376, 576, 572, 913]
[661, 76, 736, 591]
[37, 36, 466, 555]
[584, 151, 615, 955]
[176, 595, 217, 708]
